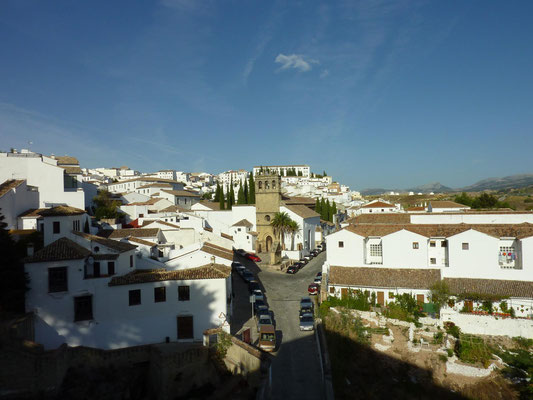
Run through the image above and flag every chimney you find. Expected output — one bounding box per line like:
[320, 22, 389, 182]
[211, 255, 216, 264]
[27, 243, 34, 257]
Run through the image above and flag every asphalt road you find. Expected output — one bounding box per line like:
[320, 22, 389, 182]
[257, 252, 326, 400]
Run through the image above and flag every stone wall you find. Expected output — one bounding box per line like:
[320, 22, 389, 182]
[442, 312, 533, 339]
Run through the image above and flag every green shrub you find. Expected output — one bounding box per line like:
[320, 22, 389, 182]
[455, 334, 493, 368]
[447, 348, 454, 357]
[444, 322, 461, 339]
[512, 336, 533, 350]
[439, 354, 448, 363]
[433, 331, 444, 344]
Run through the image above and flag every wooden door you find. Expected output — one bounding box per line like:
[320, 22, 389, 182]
[377, 291, 385, 306]
[417, 294, 425, 305]
[341, 288, 348, 299]
[242, 328, 251, 344]
[177, 316, 193, 340]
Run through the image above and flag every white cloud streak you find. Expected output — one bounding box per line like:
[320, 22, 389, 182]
[275, 54, 317, 72]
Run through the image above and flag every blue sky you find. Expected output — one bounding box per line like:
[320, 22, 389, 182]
[1, 0, 532, 190]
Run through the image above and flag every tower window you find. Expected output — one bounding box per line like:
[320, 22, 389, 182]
[265, 181, 270, 189]
[265, 215, 271, 222]
[258, 181, 262, 189]
[272, 180, 276, 188]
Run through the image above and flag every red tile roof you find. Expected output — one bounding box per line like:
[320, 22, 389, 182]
[362, 201, 395, 208]
[444, 278, 533, 299]
[0, 179, 25, 198]
[25, 237, 91, 263]
[38, 205, 86, 217]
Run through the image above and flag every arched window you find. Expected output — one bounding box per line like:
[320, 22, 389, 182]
[258, 181, 262, 189]
[265, 181, 270, 189]
[272, 180, 276, 189]
[265, 215, 270, 222]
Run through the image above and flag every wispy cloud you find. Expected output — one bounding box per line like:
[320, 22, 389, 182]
[275, 54, 317, 72]
[320, 69, 329, 78]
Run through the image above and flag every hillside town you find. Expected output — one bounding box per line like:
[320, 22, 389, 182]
[0, 146, 532, 399]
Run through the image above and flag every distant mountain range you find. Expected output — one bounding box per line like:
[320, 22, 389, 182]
[360, 174, 533, 196]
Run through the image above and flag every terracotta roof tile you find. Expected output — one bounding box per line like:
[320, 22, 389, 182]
[362, 201, 396, 208]
[161, 189, 201, 197]
[108, 263, 231, 286]
[53, 156, 79, 165]
[200, 242, 234, 261]
[73, 231, 137, 253]
[126, 237, 157, 247]
[444, 278, 533, 299]
[18, 208, 47, 218]
[349, 214, 411, 225]
[38, 205, 86, 217]
[196, 201, 220, 211]
[0, 179, 25, 198]
[160, 205, 188, 213]
[429, 201, 469, 209]
[221, 232, 233, 240]
[60, 166, 82, 174]
[284, 204, 320, 219]
[232, 219, 253, 228]
[25, 237, 91, 263]
[329, 266, 441, 289]
[137, 183, 172, 189]
[108, 228, 160, 239]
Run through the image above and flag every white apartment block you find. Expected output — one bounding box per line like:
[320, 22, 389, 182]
[0, 179, 40, 230]
[105, 177, 184, 194]
[253, 165, 310, 178]
[0, 149, 85, 209]
[217, 170, 249, 187]
[325, 217, 533, 318]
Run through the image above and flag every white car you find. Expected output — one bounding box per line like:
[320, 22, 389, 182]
[252, 289, 264, 302]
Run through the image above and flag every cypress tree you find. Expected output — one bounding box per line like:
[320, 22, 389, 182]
[320, 198, 327, 220]
[244, 180, 249, 204]
[331, 201, 337, 221]
[219, 187, 225, 210]
[237, 181, 245, 204]
[228, 179, 235, 210]
[325, 199, 331, 222]
[248, 172, 255, 204]
[315, 198, 321, 215]
[214, 183, 220, 202]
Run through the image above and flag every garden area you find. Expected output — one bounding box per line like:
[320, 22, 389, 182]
[319, 291, 533, 399]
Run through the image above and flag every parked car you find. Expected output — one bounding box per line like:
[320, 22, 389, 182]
[316, 272, 322, 278]
[316, 244, 323, 251]
[293, 262, 304, 270]
[255, 308, 270, 320]
[248, 280, 261, 293]
[299, 313, 314, 331]
[300, 297, 314, 310]
[256, 312, 274, 332]
[252, 289, 264, 302]
[308, 283, 319, 295]
[313, 276, 322, 285]
[234, 248, 247, 257]
[234, 265, 246, 275]
[311, 249, 319, 257]
[242, 270, 255, 283]
[303, 254, 313, 261]
[299, 257, 308, 265]
[254, 299, 268, 314]
[246, 253, 261, 262]
[231, 261, 243, 268]
[286, 265, 298, 274]
[258, 324, 276, 352]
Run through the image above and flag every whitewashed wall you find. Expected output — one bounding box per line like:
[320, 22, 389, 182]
[381, 230, 431, 269]
[411, 213, 533, 225]
[325, 230, 364, 266]
[0, 181, 39, 229]
[441, 311, 533, 339]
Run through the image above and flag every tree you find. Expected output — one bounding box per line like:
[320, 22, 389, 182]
[83, 218, 90, 233]
[315, 198, 321, 215]
[323, 170, 327, 177]
[201, 191, 212, 200]
[326, 199, 332, 222]
[430, 281, 450, 314]
[93, 190, 123, 220]
[228, 179, 235, 210]
[454, 192, 472, 207]
[219, 188, 225, 210]
[237, 181, 245, 204]
[270, 212, 293, 250]
[0, 209, 28, 313]
[243, 180, 249, 204]
[287, 219, 300, 251]
[248, 172, 256, 204]
[331, 201, 337, 221]
[320, 198, 327, 220]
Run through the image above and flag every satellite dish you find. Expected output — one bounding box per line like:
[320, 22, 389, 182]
[86, 256, 94, 265]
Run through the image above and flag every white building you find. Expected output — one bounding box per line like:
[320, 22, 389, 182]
[0, 149, 85, 209]
[253, 165, 310, 178]
[358, 200, 401, 215]
[325, 220, 533, 317]
[24, 207, 232, 350]
[230, 219, 257, 252]
[427, 201, 471, 213]
[105, 177, 184, 194]
[217, 170, 249, 187]
[0, 180, 40, 230]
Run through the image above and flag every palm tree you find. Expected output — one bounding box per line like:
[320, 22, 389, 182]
[270, 212, 292, 250]
[287, 220, 300, 251]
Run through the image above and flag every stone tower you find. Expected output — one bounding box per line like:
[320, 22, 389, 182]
[255, 172, 281, 261]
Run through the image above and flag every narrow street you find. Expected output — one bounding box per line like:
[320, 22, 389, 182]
[231, 252, 326, 400]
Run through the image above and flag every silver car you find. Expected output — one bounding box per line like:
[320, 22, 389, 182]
[299, 313, 314, 331]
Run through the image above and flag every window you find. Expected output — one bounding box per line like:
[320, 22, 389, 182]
[430, 258, 436, 265]
[74, 295, 93, 321]
[430, 241, 436, 247]
[154, 287, 166, 303]
[412, 242, 419, 249]
[129, 289, 141, 306]
[53, 221, 60, 234]
[338, 241, 344, 248]
[238, 228, 241, 232]
[93, 262, 101, 277]
[499, 246, 518, 268]
[441, 241, 447, 247]
[130, 255, 133, 268]
[369, 244, 382, 257]
[462, 243, 469, 250]
[258, 181, 262, 189]
[108, 261, 115, 275]
[178, 286, 190, 301]
[388, 292, 395, 299]
[265, 181, 270, 189]
[272, 180, 276, 189]
[329, 286, 335, 294]
[265, 215, 270, 222]
[49, 267, 68, 292]
[73, 220, 80, 231]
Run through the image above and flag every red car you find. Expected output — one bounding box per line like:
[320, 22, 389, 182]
[308, 283, 320, 295]
[246, 253, 261, 262]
